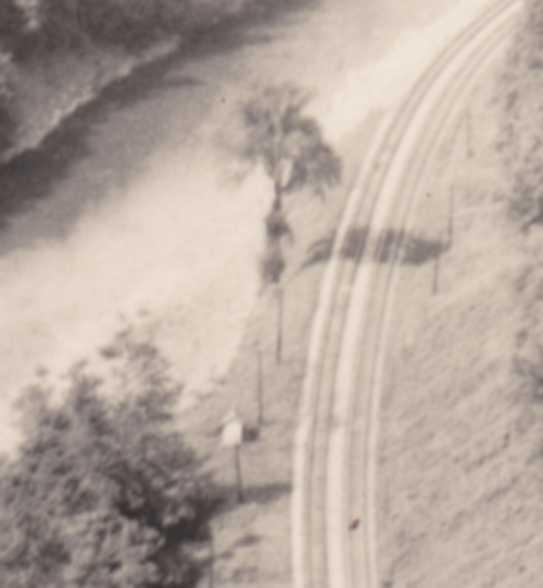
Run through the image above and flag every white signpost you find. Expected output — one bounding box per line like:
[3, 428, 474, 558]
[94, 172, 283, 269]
[221, 409, 245, 502]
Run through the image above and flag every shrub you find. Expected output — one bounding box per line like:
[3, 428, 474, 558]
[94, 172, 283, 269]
[0, 329, 216, 588]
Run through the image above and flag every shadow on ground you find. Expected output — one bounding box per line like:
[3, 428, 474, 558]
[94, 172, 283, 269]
[300, 224, 448, 271]
[218, 481, 291, 514]
[215, 533, 262, 562]
[376, 228, 449, 265]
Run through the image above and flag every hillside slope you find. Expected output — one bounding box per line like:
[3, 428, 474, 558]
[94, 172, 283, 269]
[377, 6, 543, 585]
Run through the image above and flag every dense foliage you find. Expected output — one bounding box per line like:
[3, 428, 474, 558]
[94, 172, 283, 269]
[0, 0, 26, 54]
[0, 0, 201, 56]
[76, 0, 193, 50]
[0, 329, 215, 588]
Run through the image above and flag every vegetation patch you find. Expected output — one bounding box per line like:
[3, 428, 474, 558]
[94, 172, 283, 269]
[0, 328, 218, 588]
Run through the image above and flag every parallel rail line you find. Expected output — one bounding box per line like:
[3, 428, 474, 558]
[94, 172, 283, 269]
[292, 2, 521, 588]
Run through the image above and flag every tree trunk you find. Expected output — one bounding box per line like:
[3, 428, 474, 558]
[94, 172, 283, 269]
[276, 286, 284, 363]
[448, 185, 455, 246]
[256, 344, 264, 426]
[273, 180, 283, 211]
[432, 252, 440, 295]
[234, 446, 245, 503]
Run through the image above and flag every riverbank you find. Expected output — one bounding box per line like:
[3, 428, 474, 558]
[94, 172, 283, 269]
[2, 39, 178, 164]
[0, 0, 274, 165]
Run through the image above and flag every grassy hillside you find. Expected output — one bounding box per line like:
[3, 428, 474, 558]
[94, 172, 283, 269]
[498, 0, 543, 227]
[377, 2, 543, 585]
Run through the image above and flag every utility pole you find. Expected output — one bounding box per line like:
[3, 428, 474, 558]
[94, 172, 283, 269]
[208, 528, 215, 588]
[432, 250, 441, 295]
[234, 445, 245, 503]
[276, 287, 284, 364]
[220, 410, 245, 503]
[448, 184, 455, 247]
[466, 108, 474, 159]
[256, 344, 264, 427]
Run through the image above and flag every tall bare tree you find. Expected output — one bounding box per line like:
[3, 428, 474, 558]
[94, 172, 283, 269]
[239, 84, 341, 362]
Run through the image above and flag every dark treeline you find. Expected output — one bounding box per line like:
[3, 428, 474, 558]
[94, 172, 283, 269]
[0, 0, 253, 156]
[1, 0, 213, 56]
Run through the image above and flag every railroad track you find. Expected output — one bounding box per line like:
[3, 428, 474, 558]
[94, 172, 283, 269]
[291, 2, 522, 588]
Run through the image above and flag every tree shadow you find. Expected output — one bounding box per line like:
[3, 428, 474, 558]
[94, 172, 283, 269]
[245, 480, 291, 504]
[300, 225, 447, 271]
[300, 230, 335, 270]
[375, 228, 449, 265]
[300, 226, 369, 271]
[341, 225, 370, 262]
[218, 481, 291, 514]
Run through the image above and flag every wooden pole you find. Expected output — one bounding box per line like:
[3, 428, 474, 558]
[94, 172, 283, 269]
[466, 109, 474, 159]
[234, 446, 245, 503]
[208, 530, 215, 588]
[276, 287, 283, 364]
[448, 184, 456, 247]
[257, 345, 263, 427]
[433, 248, 441, 295]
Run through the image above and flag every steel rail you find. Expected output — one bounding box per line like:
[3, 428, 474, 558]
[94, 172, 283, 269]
[343, 13, 519, 588]
[292, 2, 520, 588]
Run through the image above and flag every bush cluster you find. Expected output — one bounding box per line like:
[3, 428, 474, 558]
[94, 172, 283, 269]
[0, 329, 217, 588]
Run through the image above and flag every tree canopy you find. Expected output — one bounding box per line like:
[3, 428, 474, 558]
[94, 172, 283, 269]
[0, 329, 215, 588]
[239, 84, 341, 208]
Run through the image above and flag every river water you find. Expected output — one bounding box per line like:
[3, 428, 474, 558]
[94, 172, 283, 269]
[0, 0, 491, 449]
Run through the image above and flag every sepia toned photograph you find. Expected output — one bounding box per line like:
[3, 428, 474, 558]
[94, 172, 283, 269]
[0, 0, 539, 586]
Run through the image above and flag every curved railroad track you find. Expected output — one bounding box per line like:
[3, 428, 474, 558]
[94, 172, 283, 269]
[291, 2, 522, 588]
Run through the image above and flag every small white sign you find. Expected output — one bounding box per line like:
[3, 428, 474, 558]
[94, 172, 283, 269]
[220, 410, 243, 448]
